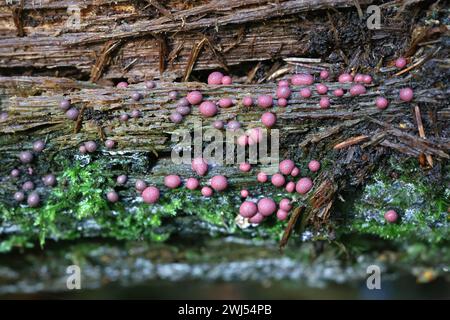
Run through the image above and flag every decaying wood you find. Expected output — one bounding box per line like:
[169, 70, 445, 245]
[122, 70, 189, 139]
[0, 0, 414, 82]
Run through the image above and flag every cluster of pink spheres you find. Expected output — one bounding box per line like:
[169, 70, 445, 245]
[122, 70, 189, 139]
[237, 158, 320, 225]
[11, 140, 58, 208]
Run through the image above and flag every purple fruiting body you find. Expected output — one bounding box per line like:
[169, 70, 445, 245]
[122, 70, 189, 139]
[131, 92, 142, 101]
[168, 91, 178, 100]
[119, 114, 129, 122]
[291, 74, 314, 86]
[271, 173, 285, 187]
[135, 179, 147, 192]
[170, 112, 183, 123]
[308, 160, 321, 172]
[201, 186, 213, 197]
[164, 175, 182, 189]
[186, 177, 200, 190]
[376, 97, 389, 110]
[399, 88, 414, 102]
[60, 99, 71, 111]
[19, 151, 33, 164]
[257, 198, 277, 216]
[199, 101, 218, 117]
[11, 169, 20, 178]
[296, 177, 313, 194]
[210, 175, 228, 191]
[257, 95, 273, 108]
[279, 159, 295, 175]
[208, 71, 224, 85]
[43, 174, 57, 187]
[14, 191, 25, 202]
[261, 112, 276, 128]
[107, 191, 119, 203]
[176, 106, 191, 116]
[117, 174, 128, 185]
[142, 186, 160, 203]
[105, 139, 116, 149]
[186, 91, 203, 105]
[33, 140, 45, 152]
[22, 181, 35, 191]
[239, 201, 257, 218]
[66, 108, 79, 120]
[85, 141, 97, 153]
[27, 192, 40, 207]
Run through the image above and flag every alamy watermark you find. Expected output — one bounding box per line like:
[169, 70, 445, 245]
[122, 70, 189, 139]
[66, 265, 81, 290]
[366, 265, 381, 290]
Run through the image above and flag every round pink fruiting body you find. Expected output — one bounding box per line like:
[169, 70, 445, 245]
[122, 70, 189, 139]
[105, 139, 116, 149]
[239, 201, 258, 218]
[276, 86, 291, 99]
[354, 74, 364, 83]
[27, 192, 40, 207]
[135, 179, 147, 192]
[186, 177, 200, 190]
[43, 174, 57, 187]
[117, 174, 128, 185]
[192, 157, 208, 176]
[239, 162, 251, 172]
[277, 98, 288, 107]
[107, 191, 119, 203]
[186, 91, 203, 105]
[213, 120, 224, 129]
[119, 114, 129, 122]
[333, 88, 344, 97]
[218, 98, 234, 108]
[296, 177, 313, 194]
[60, 99, 71, 111]
[249, 213, 264, 224]
[300, 88, 312, 98]
[10, 169, 20, 178]
[319, 97, 330, 109]
[221, 76, 232, 85]
[271, 173, 286, 187]
[208, 71, 224, 85]
[395, 57, 407, 69]
[308, 160, 321, 172]
[164, 175, 182, 189]
[278, 79, 289, 87]
[376, 97, 389, 110]
[257, 172, 268, 183]
[399, 88, 414, 102]
[201, 186, 213, 197]
[363, 75, 372, 84]
[279, 159, 295, 175]
[22, 181, 35, 191]
[320, 70, 330, 80]
[33, 140, 45, 152]
[145, 80, 156, 89]
[261, 112, 276, 128]
[131, 109, 141, 118]
[131, 92, 142, 101]
[210, 175, 228, 191]
[19, 151, 33, 164]
[257, 95, 273, 108]
[257, 198, 277, 216]
[350, 84, 366, 96]
[79, 145, 87, 154]
[227, 120, 241, 131]
[199, 101, 218, 117]
[240, 189, 249, 198]
[176, 106, 191, 116]
[291, 73, 314, 86]
[142, 186, 160, 204]
[316, 83, 328, 95]
[242, 96, 253, 107]
[170, 112, 183, 124]
[279, 198, 292, 212]
[285, 181, 296, 193]
[276, 209, 289, 221]
[14, 191, 25, 202]
[338, 73, 353, 83]
[116, 81, 128, 88]
[85, 141, 97, 153]
[66, 108, 79, 120]
[384, 210, 399, 223]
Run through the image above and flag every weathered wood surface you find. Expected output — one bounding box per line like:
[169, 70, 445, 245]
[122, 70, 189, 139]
[0, 0, 416, 82]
